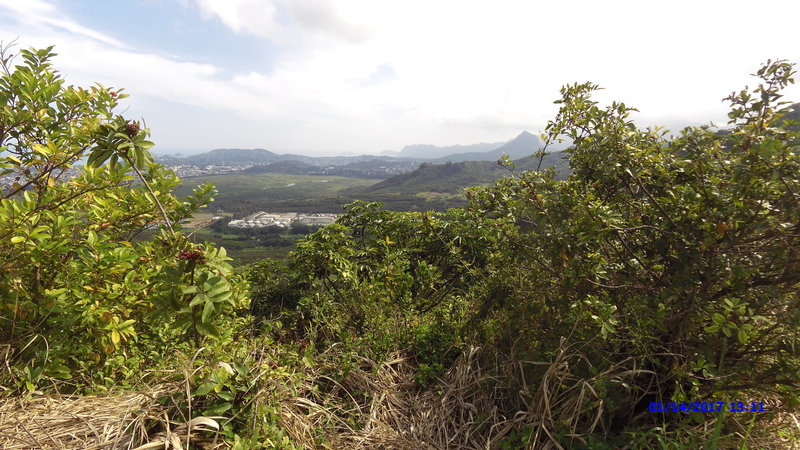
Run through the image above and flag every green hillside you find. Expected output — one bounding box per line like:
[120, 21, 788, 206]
[780, 102, 800, 129]
[175, 172, 377, 214]
[174, 152, 570, 214]
[362, 160, 501, 194]
[358, 151, 569, 194]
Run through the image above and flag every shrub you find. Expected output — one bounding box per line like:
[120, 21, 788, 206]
[466, 59, 800, 437]
[0, 46, 247, 393]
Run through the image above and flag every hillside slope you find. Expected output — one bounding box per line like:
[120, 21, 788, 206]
[397, 141, 506, 158]
[359, 151, 569, 195]
[431, 131, 542, 163]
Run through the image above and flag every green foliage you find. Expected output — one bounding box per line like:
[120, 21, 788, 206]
[180, 320, 311, 448]
[245, 59, 800, 445]
[465, 59, 800, 433]
[247, 200, 506, 380]
[0, 46, 247, 393]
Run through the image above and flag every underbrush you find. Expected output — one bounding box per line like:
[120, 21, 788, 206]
[2, 46, 799, 449]
[3, 314, 799, 448]
[179, 333, 800, 448]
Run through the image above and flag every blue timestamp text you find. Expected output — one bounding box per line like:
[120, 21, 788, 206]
[649, 402, 765, 413]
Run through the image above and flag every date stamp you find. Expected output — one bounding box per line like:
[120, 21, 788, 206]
[649, 402, 765, 413]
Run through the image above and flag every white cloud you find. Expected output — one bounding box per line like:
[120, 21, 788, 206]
[185, 0, 371, 43]
[1, 0, 799, 154]
[183, 0, 800, 140]
[0, 0, 128, 48]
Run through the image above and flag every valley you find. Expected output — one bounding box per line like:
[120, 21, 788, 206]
[162, 133, 569, 263]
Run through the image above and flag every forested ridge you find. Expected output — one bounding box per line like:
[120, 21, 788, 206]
[1, 46, 799, 448]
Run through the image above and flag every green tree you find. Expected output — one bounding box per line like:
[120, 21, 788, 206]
[0, 45, 247, 392]
[466, 59, 800, 438]
[245, 60, 800, 445]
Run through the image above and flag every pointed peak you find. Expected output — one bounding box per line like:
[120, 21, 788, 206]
[514, 131, 538, 140]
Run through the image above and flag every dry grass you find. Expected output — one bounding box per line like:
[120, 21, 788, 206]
[279, 342, 800, 449]
[0, 384, 223, 450]
[280, 340, 654, 449]
[2, 342, 798, 449]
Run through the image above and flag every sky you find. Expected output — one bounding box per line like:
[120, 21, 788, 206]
[0, 0, 798, 156]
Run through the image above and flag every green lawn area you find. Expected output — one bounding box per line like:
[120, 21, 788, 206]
[167, 173, 471, 265]
[175, 173, 378, 214]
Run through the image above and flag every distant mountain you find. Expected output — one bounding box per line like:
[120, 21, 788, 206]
[431, 131, 542, 163]
[183, 148, 300, 165]
[157, 148, 418, 166]
[154, 131, 549, 181]
[359, 151, 569, 195]
[397, 141, 505, 158]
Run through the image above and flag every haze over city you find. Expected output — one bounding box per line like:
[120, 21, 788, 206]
[1, 0, 798, 156]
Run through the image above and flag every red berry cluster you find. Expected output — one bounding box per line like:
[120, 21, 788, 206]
[177, 248, 206, 264]
[125, 122, 140, 138]
[110, 91, 118, 98]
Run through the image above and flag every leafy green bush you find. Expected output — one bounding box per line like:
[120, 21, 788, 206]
[0, 46, 247, 393]
[466, 59, 800, 436]
[246, 60, 800, 445]
[247, 201, 506, 381]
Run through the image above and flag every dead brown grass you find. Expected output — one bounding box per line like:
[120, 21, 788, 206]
[2, 342, 798, 449]
[280, 340, 655, 449]
[0, 386, 167, 449]
[0, 384, 224, 450]
[279, 342, 800, 449]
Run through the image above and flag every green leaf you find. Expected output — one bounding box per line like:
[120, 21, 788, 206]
[193, 382, 216, 396]
[203, 402, 232, 416]
[722, 327, 733, 338]
[210, 290, 232, 303]
[196, 321, 219, 337]
[217, 391, 234, 401]
[738, 328, 749, 345]
[181, 285, 199, 295]
[189, 293, 208, 307]
[32, 143, 50, 156]
[202, 300, 215, 323]
[206, 283, 228, 298]
[232, 362, 248, 376]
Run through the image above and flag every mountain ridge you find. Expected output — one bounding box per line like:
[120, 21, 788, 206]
[396, 140, 506, 158]
[155, 131, 543, 166]
[358, 150, 569, 195]
[430, 131, 542, 163]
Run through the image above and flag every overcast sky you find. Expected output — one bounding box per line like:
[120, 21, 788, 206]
[1, 0, 798, 156]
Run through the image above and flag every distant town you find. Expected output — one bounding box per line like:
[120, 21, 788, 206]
[165, 162, 413, 179]
[228, 211, 338, 228]
[165, 164, 253, 178]
[0, 161, 414, 191]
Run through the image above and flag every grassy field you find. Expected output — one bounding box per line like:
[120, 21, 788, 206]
[168, 172, 472, 265]
[175, 172, 471, 214]
[175, 173, 378, 214]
